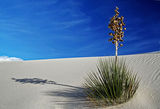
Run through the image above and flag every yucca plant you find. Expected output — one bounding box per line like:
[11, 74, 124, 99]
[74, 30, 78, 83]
[83, 7, 140, 107]
[84, 59, 139, 106]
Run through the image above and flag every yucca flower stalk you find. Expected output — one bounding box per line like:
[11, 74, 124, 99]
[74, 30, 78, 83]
[108, 7, 126, 65]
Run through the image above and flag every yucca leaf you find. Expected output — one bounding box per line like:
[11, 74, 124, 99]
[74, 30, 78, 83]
[84, 58, 140, 106]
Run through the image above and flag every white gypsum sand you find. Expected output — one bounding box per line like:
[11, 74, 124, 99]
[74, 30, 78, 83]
[0, 53, 160, 109]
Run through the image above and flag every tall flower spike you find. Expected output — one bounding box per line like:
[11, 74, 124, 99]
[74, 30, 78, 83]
[108, 7, 126, 64]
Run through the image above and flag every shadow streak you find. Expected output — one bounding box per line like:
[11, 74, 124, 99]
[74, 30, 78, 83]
[45, 88, 91, 109]
[11, 77, 92, 109]
[11, 78, 83, 89]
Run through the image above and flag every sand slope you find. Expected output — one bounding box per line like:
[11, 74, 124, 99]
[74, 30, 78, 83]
[0, 53, 160, 109]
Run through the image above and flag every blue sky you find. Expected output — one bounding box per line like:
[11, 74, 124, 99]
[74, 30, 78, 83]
[0, 0, 159, 60]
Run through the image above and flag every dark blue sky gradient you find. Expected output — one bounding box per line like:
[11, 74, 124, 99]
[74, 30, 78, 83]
[0, 0, 159, 60]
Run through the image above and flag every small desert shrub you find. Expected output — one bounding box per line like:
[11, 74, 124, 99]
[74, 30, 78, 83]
[84, 58, 140, 106]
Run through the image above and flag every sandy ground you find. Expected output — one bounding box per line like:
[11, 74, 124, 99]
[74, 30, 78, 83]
[0, 53, 160, 109]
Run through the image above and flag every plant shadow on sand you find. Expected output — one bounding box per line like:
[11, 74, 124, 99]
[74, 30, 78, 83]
[45, 88, 91, 109]
[11, 78, 91, 109]
[11, 77, 81, 89]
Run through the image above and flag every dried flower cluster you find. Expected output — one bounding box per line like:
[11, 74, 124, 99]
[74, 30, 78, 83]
[108, 7, 126, 47]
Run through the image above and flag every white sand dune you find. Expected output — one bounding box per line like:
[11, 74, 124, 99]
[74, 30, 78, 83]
[0, 53, 160, 109]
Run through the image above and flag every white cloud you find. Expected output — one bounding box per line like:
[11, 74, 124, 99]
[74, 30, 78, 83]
[0, 56, 23, 62]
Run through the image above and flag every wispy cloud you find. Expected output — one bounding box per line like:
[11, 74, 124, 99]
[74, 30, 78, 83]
[73, 38, 109, 56]
[35, 0, 90, 30]
[0, 56, 23, 62]
[0, 18, 34, 35]
[10, 0, 58, 9]
[53, 18, 90, 29]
